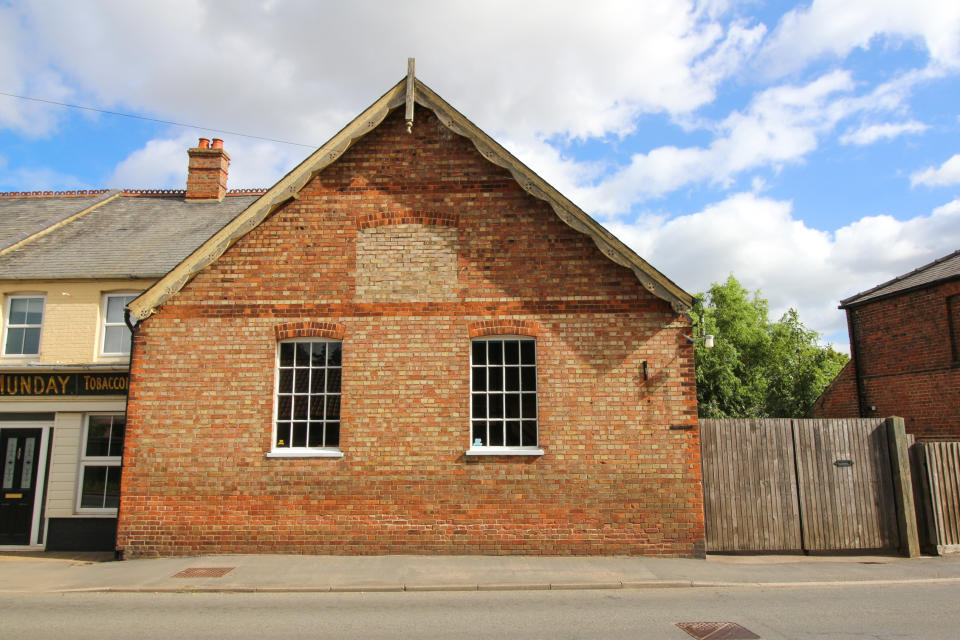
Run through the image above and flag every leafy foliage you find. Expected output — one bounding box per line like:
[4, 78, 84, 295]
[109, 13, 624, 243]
[692, 276, 848, 418]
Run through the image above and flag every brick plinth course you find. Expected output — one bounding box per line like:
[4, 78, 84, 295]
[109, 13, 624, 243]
[813, 279, 960, 439]
[117, 108, 704, 558]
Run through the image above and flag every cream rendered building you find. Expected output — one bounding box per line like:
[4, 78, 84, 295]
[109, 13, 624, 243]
[0, 141, 261, 549]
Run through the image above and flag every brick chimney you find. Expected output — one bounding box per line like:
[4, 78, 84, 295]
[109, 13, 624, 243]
[186, 137, 230, 200]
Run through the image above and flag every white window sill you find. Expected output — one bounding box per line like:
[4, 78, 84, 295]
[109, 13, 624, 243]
[266, 449, 344, 458]
[465, 448, 544, 457]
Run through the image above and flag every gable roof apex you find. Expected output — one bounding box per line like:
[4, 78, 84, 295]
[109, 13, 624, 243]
[128, 73, 693, 320]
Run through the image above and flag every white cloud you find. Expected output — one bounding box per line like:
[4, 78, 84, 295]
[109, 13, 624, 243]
[839, 120, 928, 145]
[1, 1, 763, 144]
[606, 192, 960, 342]
[911, 154, 960, 187]
[759, 0, 960, 76]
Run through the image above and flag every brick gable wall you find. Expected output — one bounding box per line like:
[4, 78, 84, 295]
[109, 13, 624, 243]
[813, 279, 960, 438]
[117, 108, 704, 557]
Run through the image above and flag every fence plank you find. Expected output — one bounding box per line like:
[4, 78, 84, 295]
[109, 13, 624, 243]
[922, 442, 960, 552]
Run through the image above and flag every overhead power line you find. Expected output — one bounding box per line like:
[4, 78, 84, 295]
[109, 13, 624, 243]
[0, 90, 317, 148]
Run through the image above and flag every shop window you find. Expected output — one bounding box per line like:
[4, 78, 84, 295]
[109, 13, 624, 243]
[3, 295, 44, 356]
[77, 414, 124, 513]
[271, 340, 342, 457]
[101, 293, 138, 355]
[470, 337, 540, 453]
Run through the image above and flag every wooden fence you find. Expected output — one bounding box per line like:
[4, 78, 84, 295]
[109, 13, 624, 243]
[701, 417, 914, 554]
[915, 441, 960, 554]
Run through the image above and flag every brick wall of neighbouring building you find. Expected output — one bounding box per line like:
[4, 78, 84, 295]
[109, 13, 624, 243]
[116, 108, 705, 558]
[813, 279, 960, 439]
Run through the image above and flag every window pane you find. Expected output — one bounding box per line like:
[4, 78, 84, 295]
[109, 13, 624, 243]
[103, 325, 130, 354]
[5, 327, 24, 354]
[106, 296, 127, 323]
[505, 394, 520, 419]
[487, 341, 503, 365]
[9, 298, 29, 324]
[309, 396, 324, 420]
[311, 342, 326, 367]
[520, 340, 535, 365]
[472, 421, 487, 446]
[276, 422, 290, 447]
[488, 367, 502, 391]
[521, 367, 536, 391]
[276, 395, 292, 421]
[506, 421, 521, 447]
[325, 422, 340, 447]
[294, 368, 309, 393]
[293, 396, 308, 420]
[326, 396, 341, 421]
[327, 343, 342, 366]
[104, 467, 121, 508]
[471, 341, 486, 365]
[80, 466, 107, 508]
[522, 421, 537, 446]
[471, 367, 486, 391]
[326, 368, 341, 393]
[505, 367, 520, 391]
[504, 341, 519, 364]
[109, 417, 126, 457]
[86, 416, 112, 456]
[294, 342, 311, 366]
[472, 394, 486, 418]
[21, 327, 40, 354]
[279, 343, 295, 367]
[25, 298, 43, 324]
[489, 394, 503, 418]
[489, 421, 504, 446]
[522, 394, 537, 419]
[292, 422, 307, 447]
[278, 369, 293, 393]
[310, 369, 326, 394]
[308, 422, 324, 447]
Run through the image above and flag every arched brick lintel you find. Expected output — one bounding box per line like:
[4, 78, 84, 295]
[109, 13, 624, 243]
[357, 211, 459, 230]
[468, 319, 541, 338]
[274, 321, 345, 341]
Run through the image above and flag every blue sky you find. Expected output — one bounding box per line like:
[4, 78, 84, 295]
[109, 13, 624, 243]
[2, 0, 960, 350]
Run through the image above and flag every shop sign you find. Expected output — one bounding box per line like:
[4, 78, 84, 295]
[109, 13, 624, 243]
[0, 372, 129, 397]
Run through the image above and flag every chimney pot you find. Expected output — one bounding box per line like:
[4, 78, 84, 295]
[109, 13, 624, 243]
[197, 137, 210, 149]
[211, 138, 223, 149]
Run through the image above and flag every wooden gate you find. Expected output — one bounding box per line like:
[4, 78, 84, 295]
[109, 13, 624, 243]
[701, 418, 900, 553]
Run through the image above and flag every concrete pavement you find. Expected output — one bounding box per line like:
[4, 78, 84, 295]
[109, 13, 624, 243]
[1, 551, 959, 594]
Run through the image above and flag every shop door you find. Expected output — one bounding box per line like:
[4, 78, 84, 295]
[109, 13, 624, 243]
[0, 429, 41, 545]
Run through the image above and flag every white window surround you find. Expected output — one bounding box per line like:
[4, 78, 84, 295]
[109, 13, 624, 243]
[467, 335, 543, 456]
[269, 338, 343, 458]
[2, 294, 45, 358]
[99, 292, 139, 357]
[76, 413, 124, 515]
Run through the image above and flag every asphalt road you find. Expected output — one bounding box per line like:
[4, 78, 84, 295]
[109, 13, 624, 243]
[3, 582, 956, 639]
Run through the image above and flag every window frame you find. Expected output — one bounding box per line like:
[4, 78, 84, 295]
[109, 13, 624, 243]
[75, 413, 125, 515]
[267, 338, 344, 458]
[2, 294, 45, 358]
[99, 292, 139, 357]
[466, 335, 544, 456]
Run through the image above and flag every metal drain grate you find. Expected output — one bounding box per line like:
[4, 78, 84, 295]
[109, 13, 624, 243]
[676, 622, 760, 640]
[172, 567, 235, 578]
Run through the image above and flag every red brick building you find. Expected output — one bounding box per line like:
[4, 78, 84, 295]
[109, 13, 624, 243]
[116, 73, 705, 557]
[813, 250, 960, 439]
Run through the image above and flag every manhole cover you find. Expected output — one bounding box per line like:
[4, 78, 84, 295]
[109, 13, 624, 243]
[172, 567, 235, 578]
[676, 622, 760, 640]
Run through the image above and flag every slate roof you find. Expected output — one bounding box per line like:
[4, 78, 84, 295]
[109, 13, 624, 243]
[0, 193, 259, 279]
[840, 249, 960, 308]
[0, 190, 116, 251]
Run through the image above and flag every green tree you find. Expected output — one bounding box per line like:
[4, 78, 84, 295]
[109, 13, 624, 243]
[692, 276, 848, 418]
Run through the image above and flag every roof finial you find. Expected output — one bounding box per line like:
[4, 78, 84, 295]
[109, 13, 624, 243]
[405, 57, 415, 133]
